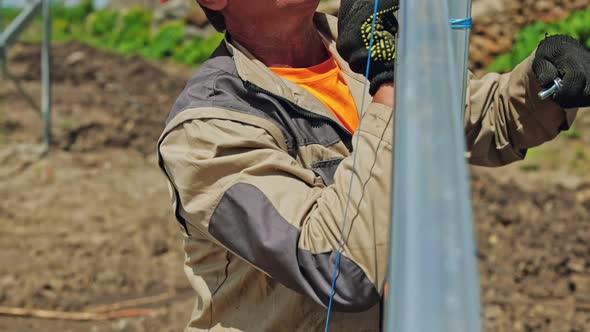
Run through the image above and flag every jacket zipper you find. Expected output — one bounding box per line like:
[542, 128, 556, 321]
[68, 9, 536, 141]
[244, 81, 353, 140]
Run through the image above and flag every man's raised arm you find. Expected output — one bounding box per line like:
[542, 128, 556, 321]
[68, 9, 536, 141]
[159, 102, 393, 312]
[465, 35, 589, 166]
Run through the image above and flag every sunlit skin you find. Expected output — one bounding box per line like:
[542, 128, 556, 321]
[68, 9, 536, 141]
[198, 0, 325, 66]
[197, 0, 395, 107]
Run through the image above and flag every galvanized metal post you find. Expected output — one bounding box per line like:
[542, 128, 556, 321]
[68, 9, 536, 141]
[0, 0, 50, 147]
[0, 1, 43, 49]
[41, 0, 51, 147]
[384, 0, 482, 330]
[449, 0, 473, 120]
[0, 0, 5, 75]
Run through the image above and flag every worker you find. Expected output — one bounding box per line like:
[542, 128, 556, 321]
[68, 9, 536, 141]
[157, 0, 590, 331]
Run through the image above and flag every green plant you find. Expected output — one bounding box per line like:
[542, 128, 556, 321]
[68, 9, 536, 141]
[173, 34, 224, 66]
[574, 146, 588, 161]
[87, 10, 120, 40]
[2, 4, 224, 67]
[52, 18, 71, 41]
[488, 8, 590, 73]
[0, 7, 22, 28]
[52, 0, 94, 24]
[562, 126, 581, 140]
[59, 119, 75, 131]
[143, 21, 185, 59]
[524, 146, 540, 160]
[110, 8, 152, 54]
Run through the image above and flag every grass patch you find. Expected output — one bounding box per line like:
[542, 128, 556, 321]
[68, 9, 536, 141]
[488, 8, 590, 73]
[562, 126, 581, 140]
[59, 118, 75, 131]
[1, 1, 223, 67]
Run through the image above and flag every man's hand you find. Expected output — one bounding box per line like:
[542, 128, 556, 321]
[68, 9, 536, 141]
[533, 35, 590, 108]
[337, 0, 399, 96]
[372, 83, 395, 108]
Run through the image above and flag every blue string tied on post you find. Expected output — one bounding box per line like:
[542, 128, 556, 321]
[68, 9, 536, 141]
[450, 17, 472, 30]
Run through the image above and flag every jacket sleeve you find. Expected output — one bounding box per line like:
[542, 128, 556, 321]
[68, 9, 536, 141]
[465, 54, 577, 166]
[158, 102, 393, 313]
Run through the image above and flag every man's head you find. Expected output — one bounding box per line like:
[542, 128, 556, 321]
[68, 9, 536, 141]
[196, 0, 321, 33]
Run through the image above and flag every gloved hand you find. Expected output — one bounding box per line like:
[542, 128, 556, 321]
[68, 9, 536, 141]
[533, 34, 590, 108]
[337, 0, 399, 96]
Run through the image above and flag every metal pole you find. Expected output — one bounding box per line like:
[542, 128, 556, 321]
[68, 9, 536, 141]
[41, 0, 51, 147]
[384, 0, 482, 330]
[0, 0, 5, 75]
[449, 0, 473, 120]
[0, 1, 42, 49]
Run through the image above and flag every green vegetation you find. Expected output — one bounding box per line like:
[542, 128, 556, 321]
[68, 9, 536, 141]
[519, 147, 541, 172]
[0, 1, 223, 67]
[562, 126, 581, 140]
[59, 118, 75, 131]
[488, 8, 590, 73]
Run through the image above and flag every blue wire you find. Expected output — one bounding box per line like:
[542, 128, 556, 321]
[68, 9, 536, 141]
[450, 18, 472, 30]
[323, 1, 380, 331]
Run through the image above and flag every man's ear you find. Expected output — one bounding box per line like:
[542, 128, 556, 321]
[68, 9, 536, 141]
[197, 0, 228, 11]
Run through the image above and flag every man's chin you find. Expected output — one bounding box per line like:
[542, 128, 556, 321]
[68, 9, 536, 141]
[276, 0, 321, 10]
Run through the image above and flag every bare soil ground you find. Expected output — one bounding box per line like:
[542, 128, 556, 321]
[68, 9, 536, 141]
[0, 42, 589, 332]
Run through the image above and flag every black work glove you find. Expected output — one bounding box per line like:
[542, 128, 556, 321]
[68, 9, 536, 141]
[532, 34, 590, 108]
[337, 0, 399, 96]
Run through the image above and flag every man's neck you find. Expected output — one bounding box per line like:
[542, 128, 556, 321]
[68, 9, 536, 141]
[227, 16, 329, 69]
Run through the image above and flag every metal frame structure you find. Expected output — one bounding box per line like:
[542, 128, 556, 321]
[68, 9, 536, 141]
[0, 0, 52, 147]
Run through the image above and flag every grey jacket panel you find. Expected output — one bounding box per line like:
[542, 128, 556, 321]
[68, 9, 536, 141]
[168, 43, 352, 155]
[209, 183, 380, 312]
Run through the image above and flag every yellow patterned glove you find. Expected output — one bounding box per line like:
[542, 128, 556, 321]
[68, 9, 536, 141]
[337, 0, 399, 95]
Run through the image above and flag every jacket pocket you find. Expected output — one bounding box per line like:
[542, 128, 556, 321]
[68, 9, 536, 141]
[311, 158, 344, 186]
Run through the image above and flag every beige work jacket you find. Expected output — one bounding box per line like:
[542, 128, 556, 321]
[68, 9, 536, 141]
[157, 13, 576, 332]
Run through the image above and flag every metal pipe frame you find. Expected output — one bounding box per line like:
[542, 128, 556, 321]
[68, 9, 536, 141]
[0, 0, 5, 74]
[0, 0, 52, 148]
[0, 0, 42, 49]
[41, 0, 51, 147]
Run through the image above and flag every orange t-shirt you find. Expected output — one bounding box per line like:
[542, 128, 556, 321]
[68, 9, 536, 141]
[270, 55, 359, 133]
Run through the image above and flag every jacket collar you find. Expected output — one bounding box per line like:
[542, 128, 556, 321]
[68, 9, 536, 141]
[224, 13, 370, 132]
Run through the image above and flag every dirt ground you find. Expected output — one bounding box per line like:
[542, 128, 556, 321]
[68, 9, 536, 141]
[0, 42, 589, 332]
